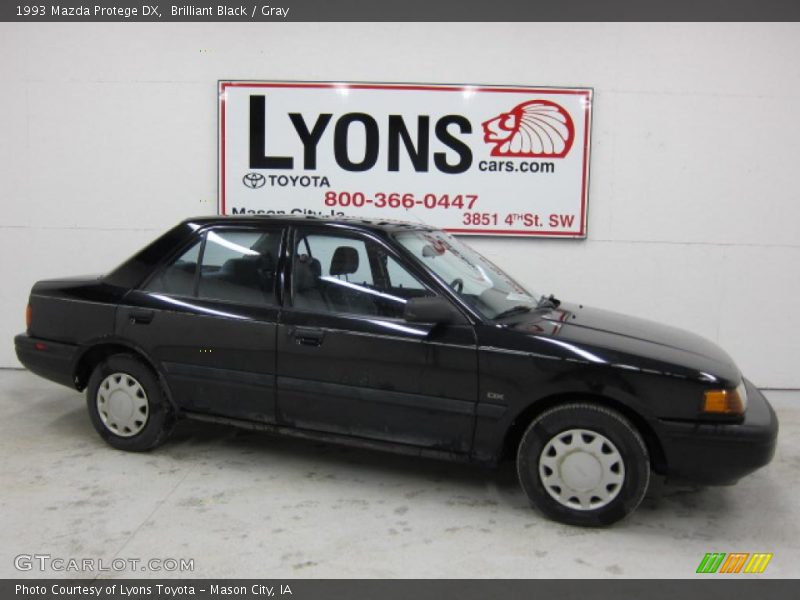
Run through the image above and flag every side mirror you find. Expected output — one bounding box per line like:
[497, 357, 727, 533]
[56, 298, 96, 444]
[404, 296, 463, 324]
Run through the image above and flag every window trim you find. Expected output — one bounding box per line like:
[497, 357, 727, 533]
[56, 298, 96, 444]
[193, 231, 208, 297]
[286, 225, 454, 321]
[138, 236, 203, 299]
[139, 224, 287, 309]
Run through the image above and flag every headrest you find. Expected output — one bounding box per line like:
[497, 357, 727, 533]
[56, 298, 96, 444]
[330, 246, 359, 276]
[309, 257, 321, 277]
[221, 257, 259, 277]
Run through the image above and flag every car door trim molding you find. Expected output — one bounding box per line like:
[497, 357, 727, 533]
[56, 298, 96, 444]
[479, 345, 561, 360]
[321, 326, 473, 350]
[163, 361, 275, 387]
[277, 375, 475, 416]
[183, 410, 474, 463]
[475, 403, 507, 419]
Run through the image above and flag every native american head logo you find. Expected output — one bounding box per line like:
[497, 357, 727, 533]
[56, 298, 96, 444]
[481, 100, 575, 158]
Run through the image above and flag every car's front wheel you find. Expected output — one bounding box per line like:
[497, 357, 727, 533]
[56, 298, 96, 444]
[517, 403, 650, 526]
[86, 354, 174, 451]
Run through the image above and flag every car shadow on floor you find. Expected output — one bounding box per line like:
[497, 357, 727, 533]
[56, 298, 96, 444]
[45, 392, 762, 527]
[166, 416, 733, 521]
[169, 417, 528, 502]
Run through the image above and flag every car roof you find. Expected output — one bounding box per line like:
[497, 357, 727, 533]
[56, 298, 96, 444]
[184, 214, 436, 234]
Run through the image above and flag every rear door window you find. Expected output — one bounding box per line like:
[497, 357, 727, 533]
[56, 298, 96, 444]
[144, 228, 282, 306]
[143, 241, 200, 297]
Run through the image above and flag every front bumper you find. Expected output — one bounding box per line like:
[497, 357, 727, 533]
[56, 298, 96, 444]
[14, 333, 78, 389]
[659, 379, 778, 485]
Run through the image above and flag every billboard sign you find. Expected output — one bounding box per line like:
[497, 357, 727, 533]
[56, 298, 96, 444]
[219, 81, 592, 237]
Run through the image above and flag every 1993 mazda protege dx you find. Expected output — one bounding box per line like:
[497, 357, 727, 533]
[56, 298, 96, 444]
[14, 216, 778, 526]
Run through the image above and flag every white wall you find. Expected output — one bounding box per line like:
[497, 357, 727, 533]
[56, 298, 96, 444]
[1, 23, 798, 387]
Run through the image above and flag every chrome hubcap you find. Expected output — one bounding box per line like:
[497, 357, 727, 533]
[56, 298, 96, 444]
[539, 428, 625, 510]
[96, 372, 149, 437]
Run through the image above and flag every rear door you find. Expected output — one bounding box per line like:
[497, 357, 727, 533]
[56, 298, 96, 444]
[275, 227, 478, 454]
[117, 225, 285, 423]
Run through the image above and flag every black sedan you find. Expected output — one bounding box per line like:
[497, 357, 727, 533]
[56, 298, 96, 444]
[14, 216, 778, 526]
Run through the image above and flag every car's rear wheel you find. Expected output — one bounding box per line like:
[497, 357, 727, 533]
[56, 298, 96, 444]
[517, 403, 650, 526]
[86, 354, 174, 451]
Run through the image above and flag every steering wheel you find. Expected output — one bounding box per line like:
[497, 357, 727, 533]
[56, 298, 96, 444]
[449, 278, 464, 293]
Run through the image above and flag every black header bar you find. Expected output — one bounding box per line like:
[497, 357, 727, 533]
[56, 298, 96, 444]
[2, 0, 800, 22]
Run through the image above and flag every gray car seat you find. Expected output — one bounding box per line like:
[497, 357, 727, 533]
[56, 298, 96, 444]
[293, 254, 326, 311]
[326, 246, 377, 315]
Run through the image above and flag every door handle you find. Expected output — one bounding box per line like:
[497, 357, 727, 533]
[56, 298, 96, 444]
[292, 327, 324, 347]
[129, 309, 155, 325]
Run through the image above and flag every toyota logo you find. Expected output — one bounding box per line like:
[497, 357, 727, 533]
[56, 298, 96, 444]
[242, 173, 266, 189]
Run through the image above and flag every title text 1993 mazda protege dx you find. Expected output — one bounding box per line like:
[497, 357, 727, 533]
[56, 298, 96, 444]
[14, 216, 778, 526]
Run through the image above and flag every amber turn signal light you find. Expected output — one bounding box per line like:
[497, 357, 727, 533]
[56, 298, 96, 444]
[25, 304, 32, 329]
[703, 388, 745, 415]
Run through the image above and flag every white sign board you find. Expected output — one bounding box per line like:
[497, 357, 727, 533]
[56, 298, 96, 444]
[219, 82, 592, 237]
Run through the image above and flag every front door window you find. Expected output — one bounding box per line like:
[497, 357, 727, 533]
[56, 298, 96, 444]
[291, 231, 433, 319]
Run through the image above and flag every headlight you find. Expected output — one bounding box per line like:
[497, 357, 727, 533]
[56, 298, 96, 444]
[703, 380, 748, 415]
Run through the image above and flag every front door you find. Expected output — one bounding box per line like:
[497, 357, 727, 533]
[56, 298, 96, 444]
[276, 227, 478, 454]
[117, 225, 285, 423]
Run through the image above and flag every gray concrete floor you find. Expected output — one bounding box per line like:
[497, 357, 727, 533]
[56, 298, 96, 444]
[0, 369, 798, 579]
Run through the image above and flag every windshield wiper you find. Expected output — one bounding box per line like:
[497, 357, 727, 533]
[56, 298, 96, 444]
[491, 305, 533, 321]
[537, 294, 561, 309]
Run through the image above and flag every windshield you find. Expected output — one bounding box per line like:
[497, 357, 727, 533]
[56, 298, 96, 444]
[394, 230, 540, 320]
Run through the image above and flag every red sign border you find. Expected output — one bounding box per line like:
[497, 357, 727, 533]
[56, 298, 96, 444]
[218, 81, 592, 238]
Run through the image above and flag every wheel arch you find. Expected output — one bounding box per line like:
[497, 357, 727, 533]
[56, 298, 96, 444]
[500, 392, 668, 475]
[72, 341, 178, 410]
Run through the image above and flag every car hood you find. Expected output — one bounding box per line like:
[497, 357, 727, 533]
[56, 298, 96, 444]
[505, 301, 740, 384]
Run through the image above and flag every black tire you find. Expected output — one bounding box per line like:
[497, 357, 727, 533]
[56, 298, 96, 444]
[517, 403, 650, 527]
[86, 354, 175, 451]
